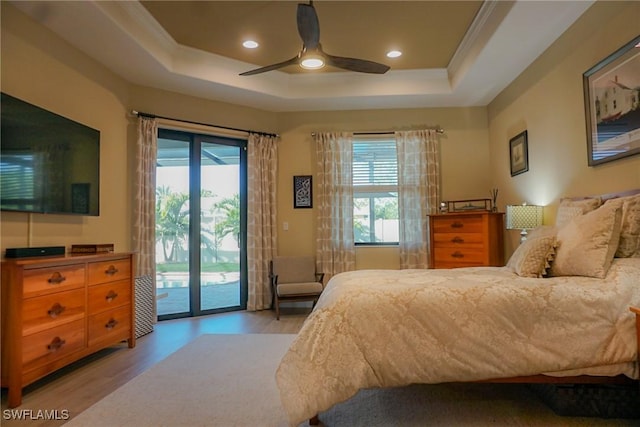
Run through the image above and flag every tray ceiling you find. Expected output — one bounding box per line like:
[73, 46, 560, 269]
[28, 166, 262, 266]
[10, 1, 594, 112]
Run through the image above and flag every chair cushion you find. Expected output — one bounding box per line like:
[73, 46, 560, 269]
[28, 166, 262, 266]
[277, 282, 323, 296]
[272, 256, 317, 283]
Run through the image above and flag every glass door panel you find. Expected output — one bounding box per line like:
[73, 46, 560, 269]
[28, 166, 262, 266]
[200, 141, 241, 311]
[156, 136, 191, 317]
[155, 129, 247, 320]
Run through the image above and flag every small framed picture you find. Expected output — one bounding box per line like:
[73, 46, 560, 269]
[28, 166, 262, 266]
[509, 130, 529, 177]
[293, 175, 312, 209]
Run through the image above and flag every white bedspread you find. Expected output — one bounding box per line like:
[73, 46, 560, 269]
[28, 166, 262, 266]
[276, 259, 640, 426]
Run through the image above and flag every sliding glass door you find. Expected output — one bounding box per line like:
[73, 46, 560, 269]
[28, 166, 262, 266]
[155, 129, 247, 320]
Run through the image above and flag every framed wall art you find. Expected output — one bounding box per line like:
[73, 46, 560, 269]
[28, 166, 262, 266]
[583, 35, 640, 166]
[509, 130, 529, 177]
[293, 175, 312, 208]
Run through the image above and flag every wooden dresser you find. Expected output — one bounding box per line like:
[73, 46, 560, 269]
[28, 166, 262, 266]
[429, 211, 504, 269]
[1, 252, 136, 408]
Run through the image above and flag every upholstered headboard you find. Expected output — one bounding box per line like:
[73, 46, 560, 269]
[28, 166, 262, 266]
[564, 188, 640, 202]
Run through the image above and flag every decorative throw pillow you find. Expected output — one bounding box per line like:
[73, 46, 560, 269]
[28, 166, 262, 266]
[549, 204, 622, 278]
[555, 197, 602, 228]
[603, 194, 640, 257]
[507, 235, 557, 278]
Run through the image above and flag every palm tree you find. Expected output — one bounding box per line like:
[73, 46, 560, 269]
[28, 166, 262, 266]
[155, 187, 190, 262]
[213, 194, 240, 246]
[156, 187, 220, 263]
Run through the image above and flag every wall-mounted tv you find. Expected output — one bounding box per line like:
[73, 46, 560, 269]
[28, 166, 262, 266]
[1, 93, 100, 216]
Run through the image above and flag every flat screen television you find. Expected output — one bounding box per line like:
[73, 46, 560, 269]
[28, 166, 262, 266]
[1, 93, 100, 216]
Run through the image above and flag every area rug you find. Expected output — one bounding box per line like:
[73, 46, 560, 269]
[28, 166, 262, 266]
[64, 334, 636, 427]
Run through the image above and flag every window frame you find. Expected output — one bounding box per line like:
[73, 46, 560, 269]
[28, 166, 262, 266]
[352, 136, 399, 246]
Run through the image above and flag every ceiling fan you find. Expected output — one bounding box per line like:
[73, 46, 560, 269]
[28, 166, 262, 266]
[239, 1, 390, 76]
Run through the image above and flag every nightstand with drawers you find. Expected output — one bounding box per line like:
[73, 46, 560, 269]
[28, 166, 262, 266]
[428, 211, 504, 268]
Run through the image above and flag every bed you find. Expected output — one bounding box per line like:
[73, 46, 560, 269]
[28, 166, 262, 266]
[275, 190, 640, 426]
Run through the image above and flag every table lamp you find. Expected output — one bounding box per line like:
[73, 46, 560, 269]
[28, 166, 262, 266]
[506, 204, 543, 244]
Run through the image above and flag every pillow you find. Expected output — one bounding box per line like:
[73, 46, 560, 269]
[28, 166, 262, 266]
[555, 197, 602, 228]
[603, 194, 640, 257]
[526, 225, 557, 240]
[507, 235, 557, 278]
[549, 203, 622, 278]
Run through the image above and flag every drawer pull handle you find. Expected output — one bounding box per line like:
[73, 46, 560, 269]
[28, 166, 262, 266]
[47, 272, 66, 284]
[105, 318, 119, 330]
[105, 290, 119, 302]
[450, 222, 464, 229]
[47, 303, 66, 318]
[105, 265, 119, 276]
[47, 336, 66, 352]
[451, 251, 464, 258]
[451, 236, 465, 244]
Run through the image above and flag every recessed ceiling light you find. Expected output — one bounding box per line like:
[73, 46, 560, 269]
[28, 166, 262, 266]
[386, 50, 402, 58]
[243, 40, 259, 49]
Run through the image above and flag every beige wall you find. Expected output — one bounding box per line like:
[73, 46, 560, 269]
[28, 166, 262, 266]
[128, 85, 279, 136]
[1, 3, 491, 269]
[0, 4, 280, 255]
[1, 4, 132, 252]
[276, 108, 490, 269]
[3, 1, 637, 269]
[488, 1, 640, 256]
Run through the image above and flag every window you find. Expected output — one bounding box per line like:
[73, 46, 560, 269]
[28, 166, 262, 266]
[352, 137, 398, 244]
[0, 153, 37, 211]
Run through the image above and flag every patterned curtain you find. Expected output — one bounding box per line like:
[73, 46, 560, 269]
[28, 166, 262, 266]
[315, 132, 356, 280]
[247, 133, 279, 311]
[133, 117, 158, 279]
[396, 130, 440, 269]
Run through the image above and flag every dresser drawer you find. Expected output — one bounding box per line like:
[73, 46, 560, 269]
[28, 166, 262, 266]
[88, 258, 131, 285]
[23, 266, 86, 298]
[88, 305, 131, 347]
[22, 319, 85, 370]
[88, 279, 132, 314]
[433, 247, 486, 267]
[23, 289, 86, 336]
[432, 232, 485, 248]
[432, 215, 483, 234]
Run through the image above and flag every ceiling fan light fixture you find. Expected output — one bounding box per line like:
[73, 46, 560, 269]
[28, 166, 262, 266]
[386, 50, 402, 58]
[240, 2, 389, 76]
[300, 55, 325, 70]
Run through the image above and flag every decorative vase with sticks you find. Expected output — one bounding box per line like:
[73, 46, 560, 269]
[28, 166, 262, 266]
[490, 188, 498, 212]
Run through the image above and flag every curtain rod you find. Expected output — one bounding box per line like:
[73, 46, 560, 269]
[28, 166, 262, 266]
[354, 129, 444, 135]
[131, 110, 279, 138]
[311, 128, 445, 137]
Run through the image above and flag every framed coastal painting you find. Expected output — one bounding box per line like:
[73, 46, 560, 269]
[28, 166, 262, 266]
[509, 130, 529, 177]
[583, 35, 640, 166]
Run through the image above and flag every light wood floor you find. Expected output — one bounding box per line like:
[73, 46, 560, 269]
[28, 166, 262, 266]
[1, 308, 308, 427]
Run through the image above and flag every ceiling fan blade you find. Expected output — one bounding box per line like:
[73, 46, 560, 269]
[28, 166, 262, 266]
[324, 53, 390, 74]
[239, 55, 300, 76]
[297, 3, 320, 50]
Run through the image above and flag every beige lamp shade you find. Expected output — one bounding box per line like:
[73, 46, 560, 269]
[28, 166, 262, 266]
[506, 204, 543, 243]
